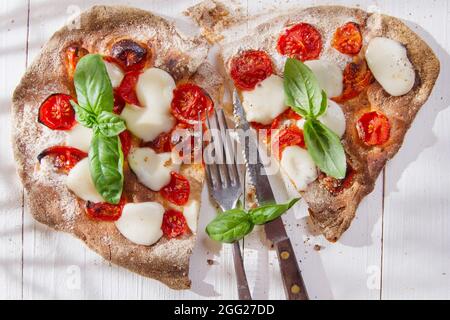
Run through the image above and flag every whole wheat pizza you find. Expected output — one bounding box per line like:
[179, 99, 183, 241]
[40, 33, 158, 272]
[218, 5, 439, 241]
[12, 5, 223, 289]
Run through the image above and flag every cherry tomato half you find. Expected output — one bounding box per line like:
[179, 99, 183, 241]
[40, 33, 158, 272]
[332, 22, 363, 56]
[271, 125, 306, 159]
[65, 45, 89, 78]
[37, 146, 87, 173]
[333, 60, 374, 102]
[160, 171, 190, 206]
[277, 23, 322, 61]
[38, 94, 76, 130]
[162, 209, 188, 238]
[85, 197, 126, 221]
[171, 83, 214, 125]
[356, 111, 391, 146]
[230, 50, 273, 91]
[116, 71, 141, 106]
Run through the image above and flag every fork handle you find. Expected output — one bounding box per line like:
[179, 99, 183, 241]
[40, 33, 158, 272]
[232, 242, 252, 300]
[274, 238, 309, 300]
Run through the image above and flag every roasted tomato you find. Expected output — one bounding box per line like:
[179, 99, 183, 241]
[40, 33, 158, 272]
[271, 125, 306, 159]
[319, 164, 356, 195]
[333, 60, 374, 102]
[230, 50, 273, 91]
[37, 146, 87, 173]
[145, 130, 173, 153]
[116, 71, 141, 106]
[65, 45, 89, 78]
[119, 130, 132, 157]
[171, 83, 214, 125]
[251, 109, 302, 140]
[271, 108, 302, 130]
[85, 197, 126, 221]
[113, 91, 126, 114]
[332, 22, 363, 55]
[38, 94, 76, 130]
[356, 111, 391, 146]
[277, 23, 322, 61]
[111, 39, 148, 71]
[162, 209, 188, 238]
[160, 172, 190, 206]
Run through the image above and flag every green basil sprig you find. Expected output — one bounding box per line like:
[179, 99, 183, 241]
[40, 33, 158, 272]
[284, 58, 346, 179]
[71, 54, 126, 204]
[206, 198, 299, 243]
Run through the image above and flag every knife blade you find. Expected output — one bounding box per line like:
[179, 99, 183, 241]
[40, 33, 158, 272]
[232, 90, 309, 300]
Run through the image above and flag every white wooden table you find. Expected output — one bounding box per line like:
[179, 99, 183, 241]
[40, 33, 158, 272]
[1, 0, 449, 300]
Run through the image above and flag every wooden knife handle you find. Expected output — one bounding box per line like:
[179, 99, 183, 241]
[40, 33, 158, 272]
[274, 238, 309, 300]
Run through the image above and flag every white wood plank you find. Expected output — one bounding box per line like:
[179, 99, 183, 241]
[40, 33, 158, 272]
[0, 0, 29, 300]
[380, 0, 450, 300]
[5, 0, 449, 300]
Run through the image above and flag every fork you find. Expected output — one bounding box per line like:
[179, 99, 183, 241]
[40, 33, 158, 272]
[204, 108, 252, 300]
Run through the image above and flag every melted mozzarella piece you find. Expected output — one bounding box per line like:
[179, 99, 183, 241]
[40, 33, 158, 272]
[183, 200, 200, 233]
[128, 147, 180, 191]
[280, 146, 317, 191]
[104, 61, 124, 88]
[66, 158, 104, 203]
[115, 202, 164, 246]
[242, 75, 288, 125]
[318, 100, 346, 138]
[121, 68, 176, 142]
[365, 37, 415, 96]
[66, 124, 93, 152]
[305, 60, 343, 98]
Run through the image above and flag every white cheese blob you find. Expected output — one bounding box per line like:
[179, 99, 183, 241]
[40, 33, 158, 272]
[365, 37, 415, 96]
[115, 202, 164, 246]
[128, 147, 180, 191]
[183, 200, 200, 233]
[104, 61, 124, 88]
[66, 158, 104, 203]
[242, 75, 288, 125]
[280, 146, 318, 191]
[121, 104, 175, 142]
[305, 60, 343, 98]
[318, 100, 346, 138]
[121, 68, 176, 142]
[66, 124, 93, 152]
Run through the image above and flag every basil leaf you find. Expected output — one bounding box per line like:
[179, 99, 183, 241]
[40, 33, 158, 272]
[284, 58, 323, 118]
[303, 119, 346, 179]
[70, 100, 97, 128]
[206, 209, 254, 243]
[73, 54, 114, 116]
[96, 111, 126, 137]
[317, 90, 328, 118]
[249, 198, 300, 225]
[89, 133, 124, 204]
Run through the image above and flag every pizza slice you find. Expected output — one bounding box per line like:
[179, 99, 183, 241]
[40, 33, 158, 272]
[218, 5, 440, 241]
[12, 5, 223, 289]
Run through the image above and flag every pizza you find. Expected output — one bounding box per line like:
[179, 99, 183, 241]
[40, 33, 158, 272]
[218, 5, 440, 241]
[12, 5, 223, 289]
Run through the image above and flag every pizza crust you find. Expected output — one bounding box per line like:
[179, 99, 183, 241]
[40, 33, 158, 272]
[218, 6, 440, 241]
[12, 5, 218, 289]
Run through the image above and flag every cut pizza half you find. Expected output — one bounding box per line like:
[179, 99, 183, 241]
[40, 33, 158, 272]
[12, 5, 222, 289]
[218, 5, 440, 241]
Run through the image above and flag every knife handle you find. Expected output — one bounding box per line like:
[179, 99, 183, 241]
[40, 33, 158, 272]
[274, 238, 309, 300]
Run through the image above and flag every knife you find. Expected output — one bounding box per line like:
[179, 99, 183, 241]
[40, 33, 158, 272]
[233, 90, 309, 300]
